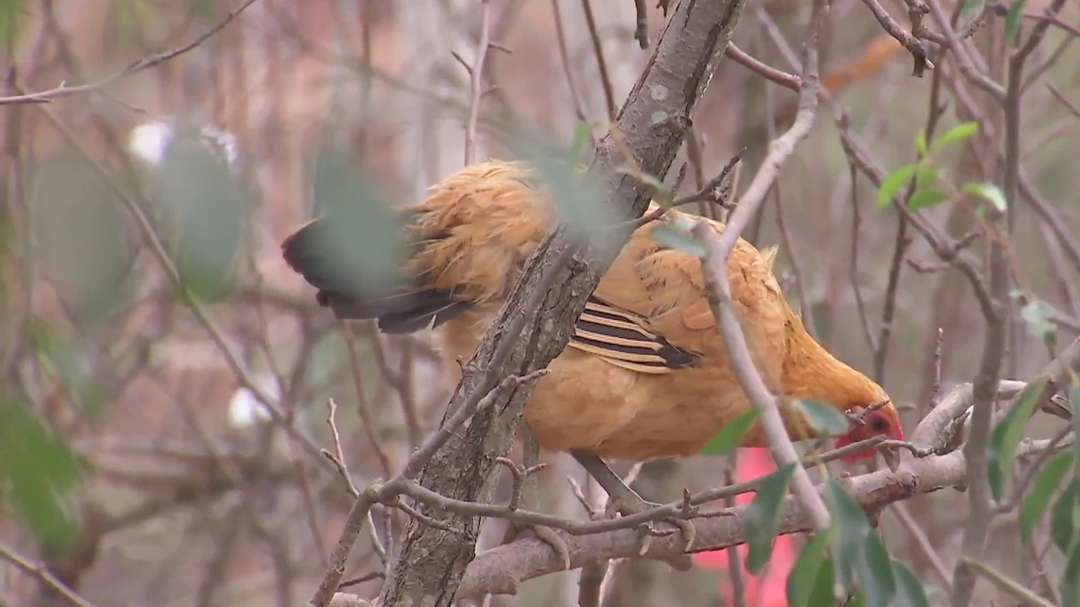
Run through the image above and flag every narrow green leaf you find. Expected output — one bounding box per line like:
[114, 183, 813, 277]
[876, 164, 917, 209]
[1021, 452, 1074, 543]
[915, 130, 928, 157]
[787, 531, 831, 607]
[929, 122, 979, 154]
[808, 555, 837, 606]
[742, 464, 796, 573]
[1063, 542, 1080, 607]
[1005, 0, 1029, 43]
[856, 534, 896, 607]
[651, 224, 706, 258]
[892, 560, 932, 607]
[0, 400, 82, 550]
[908, 189, 949, 211]
[824, 481, 872, 587]
[701, 409, 759, 455]
[1072, 382, 1080, 464]
[964, 181, 1008, 213]
[1050, 479, 1079, 554]
[988, 378, 1047, 500]
[796, 400, 850, 436]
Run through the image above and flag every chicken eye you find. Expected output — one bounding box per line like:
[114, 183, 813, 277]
[869, 416, 889, 433]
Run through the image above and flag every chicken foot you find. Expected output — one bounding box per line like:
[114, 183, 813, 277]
[499, 428, 572, 569]
[571, 451, 697, 556]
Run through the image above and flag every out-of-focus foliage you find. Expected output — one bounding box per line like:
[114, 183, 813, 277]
[31, 155, 133, 325]
[0, 399, 81, 551]
[741, 463, 794, 573]
[156, 128, 248, 299]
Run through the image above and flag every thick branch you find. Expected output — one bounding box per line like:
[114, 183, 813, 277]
[364, 3, 749, 605]
[325, 377, 1071, 601]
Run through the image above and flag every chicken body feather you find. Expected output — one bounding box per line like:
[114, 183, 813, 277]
[283, 160, 902, 461]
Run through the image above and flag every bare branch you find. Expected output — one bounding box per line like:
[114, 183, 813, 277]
[0, 0, 262, 105]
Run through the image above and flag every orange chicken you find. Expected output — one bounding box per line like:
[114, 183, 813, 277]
[282, 161, 903, 463]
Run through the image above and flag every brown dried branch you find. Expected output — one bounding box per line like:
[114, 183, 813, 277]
[691, 0, 831, 533]
[859, 0, 933, 76]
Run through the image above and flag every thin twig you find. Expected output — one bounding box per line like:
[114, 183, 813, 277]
[464, 0, 494, 165]
[962, 558, 1056, 607]
[550, 0, 590, 125]
[0, 540, 102, 607]
[580, 0, 617, 121]
[0, 0, 262, 105]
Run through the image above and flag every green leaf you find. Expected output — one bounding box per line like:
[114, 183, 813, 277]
[959, 1, 987, 25]
[1063, 542, 1080, 607]
[787, 531, 831, 607]
[913, 165, 938, 191]
[964, 181, 1008, 213]
[1073, 382, 1080, 464]
[31, 154, 134, 325]
[517, 135, 621, 257]
[0, 400, 82, 550]
[907, 189, 949, 211]
[915, 130, 928, 157]
[930, 122, 979, 154]
[892, 560, 931, 607]
[824, 481, 873, 587]
[570, 122, 593, 160]
[0, 0, 27, 50]
[1051, 479, 1079, 554]
[1020, 299, 1058, 349]
[701, 409, 759, 455]
[159, 128, 248, 299]
[1006, 0, 1029, 43]
[796, 400, 850, 436]
[742, 464, 796, 573]
[856, 534, 896, 607]
[876, 164, 917, 209]
[310, 148, 406, 298]
[988, 378, 1047, 500]
[651, 224, 706, 258]
[1021, 452, 1074, 544]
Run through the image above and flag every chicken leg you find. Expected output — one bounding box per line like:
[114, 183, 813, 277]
[571, 451, 695, 551]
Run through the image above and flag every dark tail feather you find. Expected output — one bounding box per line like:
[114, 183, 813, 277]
[282, 217, 471, 333]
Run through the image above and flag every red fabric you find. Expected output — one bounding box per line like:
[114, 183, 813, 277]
[695, 448, 793, 607]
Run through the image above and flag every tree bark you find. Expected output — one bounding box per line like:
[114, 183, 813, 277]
[376, 2, 747, 604]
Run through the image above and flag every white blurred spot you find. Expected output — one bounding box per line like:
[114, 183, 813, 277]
[128, 119, 240, 169]
[129, 121, 174, 167]
[228, 375, 281, 428]
[651, 110, 668, 124]
[650, 84, 669, 101]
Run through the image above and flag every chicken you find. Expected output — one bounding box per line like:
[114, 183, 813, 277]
[282, 160, 904, 464]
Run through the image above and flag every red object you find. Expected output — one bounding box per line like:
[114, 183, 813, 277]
[695, 448, 794, 607]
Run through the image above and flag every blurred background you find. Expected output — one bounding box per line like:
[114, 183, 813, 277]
[0, 1, 1077, 605]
